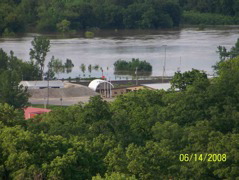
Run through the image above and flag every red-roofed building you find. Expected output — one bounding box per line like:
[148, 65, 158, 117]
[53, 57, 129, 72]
[24, 107, 51, 120]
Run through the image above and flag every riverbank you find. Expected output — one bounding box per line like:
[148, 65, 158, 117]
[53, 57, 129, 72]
[2, 24, 239, 38]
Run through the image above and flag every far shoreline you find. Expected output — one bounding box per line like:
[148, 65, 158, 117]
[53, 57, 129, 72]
[2, 25, 239, 39]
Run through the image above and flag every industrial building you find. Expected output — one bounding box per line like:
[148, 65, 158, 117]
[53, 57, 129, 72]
[111, 85, 149, 97]
[141, 83, 172, 91]
[20, 80, 64, 89]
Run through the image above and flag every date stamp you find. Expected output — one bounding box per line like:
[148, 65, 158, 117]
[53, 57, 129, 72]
[179, 154, 226, 162]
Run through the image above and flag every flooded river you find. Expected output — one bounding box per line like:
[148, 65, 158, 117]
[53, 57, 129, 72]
[0, 27, 238, 79]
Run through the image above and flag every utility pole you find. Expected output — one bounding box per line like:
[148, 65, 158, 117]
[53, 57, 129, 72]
[106, 77, 109, 98]
[177, 56, 181, 72]
[44, 97, 46, 109]
[162, 45, 167, 83]
[135, 67, 138, 85]
[46, 68, 50, 108]
[47, 77, 49, 107]
[60, 97, 62, 106]
[107, 67, 109, 98]
[109, 78, 111, 98]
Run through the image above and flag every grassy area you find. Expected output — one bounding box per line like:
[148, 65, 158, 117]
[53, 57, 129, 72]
[29, 104, 67, 110]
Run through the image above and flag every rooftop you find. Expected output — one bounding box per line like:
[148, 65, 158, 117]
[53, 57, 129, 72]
[24, 107, 51, 119]
[20, 80, 64, 89]
[142, 83, 172, 91]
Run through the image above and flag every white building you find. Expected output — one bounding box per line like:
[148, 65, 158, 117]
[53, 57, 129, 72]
[20, 80, 64, 89]
[88, 79, 114, 98]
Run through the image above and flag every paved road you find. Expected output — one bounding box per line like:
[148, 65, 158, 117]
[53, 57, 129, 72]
[29, 96, 115, 106]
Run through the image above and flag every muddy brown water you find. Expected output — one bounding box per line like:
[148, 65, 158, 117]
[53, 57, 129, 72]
[1, 27, 238, 80]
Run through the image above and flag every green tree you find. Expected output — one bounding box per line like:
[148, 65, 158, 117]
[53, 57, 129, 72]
[19, 61, 41, 80]
[110, 89, 164, 146]
[92, 172, 137, 180]
[114, 58, 152, 75]
[217, 45, 230, 61]
[207, 56, 239, 133]
[80, 96, 112, 138]
[0, 49, 9, 71]
[48, 56, 65, 79]
[163, 1, 182, 26]
[29, 36, 50, 80]
[36, 0, 65, 32]
[65, 58, 74, 74]
[0, 103, 25, 127]
[80, 63, 86, 77]
[229, 38, 239, 58]
[152, 121, 184, 149]
[0, 126, 99, 179]
[46, 60, 56, 80]
[63, 1, 95, 29]
[214, 38, 239, 72]
[206, 133, 239, 179]
[123, 3, 148, 29]
[171, 69, 208, 90]
[8, 51, 41, 80]
[93, 64, 100, 71]
[88, 64, 92, 77]
[56, 19, 71, 33]
[0, 49, 41, 80]
[0, 70, 29, 108]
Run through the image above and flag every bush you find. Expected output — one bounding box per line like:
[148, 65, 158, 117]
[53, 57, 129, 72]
[114, 58, 152, 75]
[84, 31, 95, 38]
[2, 28, 15, 37]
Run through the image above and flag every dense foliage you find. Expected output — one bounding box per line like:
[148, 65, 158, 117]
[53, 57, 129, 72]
[1, 53, 239, 178]
[213, 38, 239, 72]
[114, 58, 152, 75]
[0, 70, 29, 109]
[182, 11, 239, 25]
[0, 48, 41, 108]
[1, 0, 239, 35]
[180, 0, 239, 16]
[171, 69, 208, 90]
[0, 49, 41, 81]
[217, 38, 239, 61]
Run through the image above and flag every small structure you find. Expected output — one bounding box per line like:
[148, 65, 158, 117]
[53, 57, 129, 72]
[88, 79, 114, 98]
[20, 81, 64, 89]
[142, 83, 172, 91]
[111, 85, 149, 97]
[125, 86, 149, 91]
[111, 87, 128, 97]
[24, 107, 51, 120]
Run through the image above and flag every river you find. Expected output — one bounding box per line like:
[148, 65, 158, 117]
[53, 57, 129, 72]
[0, 26, 238, 80]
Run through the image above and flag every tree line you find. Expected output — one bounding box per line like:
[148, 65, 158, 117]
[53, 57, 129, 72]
[1, 0, 239, 36]
[180, 0, 239, 16]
